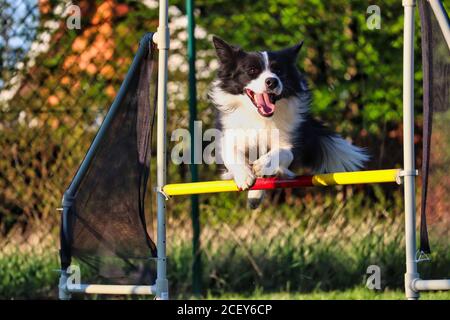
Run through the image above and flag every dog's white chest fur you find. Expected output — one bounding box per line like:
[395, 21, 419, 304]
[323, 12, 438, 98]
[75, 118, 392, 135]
[213, 89, 305, 150]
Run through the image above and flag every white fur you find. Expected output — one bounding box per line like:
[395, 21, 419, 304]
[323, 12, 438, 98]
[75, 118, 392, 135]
[253, 148, 295, 177]
[210, 84, 307, 149]
[210, 82, 307, 190]
[316, 136, 369, 173]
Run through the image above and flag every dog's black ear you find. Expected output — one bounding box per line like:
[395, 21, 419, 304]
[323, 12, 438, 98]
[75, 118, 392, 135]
[212, 36, 241, 65]
[285, 40, 304, 61]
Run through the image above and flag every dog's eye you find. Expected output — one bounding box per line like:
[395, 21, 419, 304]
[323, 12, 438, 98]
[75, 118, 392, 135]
[247, 67, 258, 76]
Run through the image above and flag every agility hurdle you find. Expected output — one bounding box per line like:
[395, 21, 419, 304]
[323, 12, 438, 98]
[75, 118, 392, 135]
[162, 169, 401, 196]
[58, 0, 450, 300]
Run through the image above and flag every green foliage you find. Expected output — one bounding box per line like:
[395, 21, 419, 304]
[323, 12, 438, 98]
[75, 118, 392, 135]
[0, 247, 59, 299]
[1, 0, 423, 231]
[0, 0, 159, 233]
[189, 0, 422, 135]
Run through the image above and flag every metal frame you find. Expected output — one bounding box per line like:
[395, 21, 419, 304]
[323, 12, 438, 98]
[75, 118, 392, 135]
[154, 0, 170, 301]
[402, 0, 420, 300]
[59, 0, 450, 300]
[402, 0, 450, 299]
[57, 32, 157, 300]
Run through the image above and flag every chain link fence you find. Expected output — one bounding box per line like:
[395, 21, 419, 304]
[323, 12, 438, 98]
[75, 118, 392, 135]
[1, 0, 448, 298]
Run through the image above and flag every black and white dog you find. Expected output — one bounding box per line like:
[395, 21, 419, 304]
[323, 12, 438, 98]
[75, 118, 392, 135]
[209, 36, 369, 208]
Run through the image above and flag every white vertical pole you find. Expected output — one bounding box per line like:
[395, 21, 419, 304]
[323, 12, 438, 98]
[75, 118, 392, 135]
[58, 269, 71, 300]
[402, 0, 420, 300]
[155, 0, 170, 300]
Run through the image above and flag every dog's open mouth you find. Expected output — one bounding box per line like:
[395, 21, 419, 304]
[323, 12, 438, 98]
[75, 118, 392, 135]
[245, 89, 278, 117]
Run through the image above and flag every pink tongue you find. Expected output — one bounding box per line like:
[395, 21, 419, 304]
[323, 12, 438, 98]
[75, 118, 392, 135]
[254, 93, 276, 115]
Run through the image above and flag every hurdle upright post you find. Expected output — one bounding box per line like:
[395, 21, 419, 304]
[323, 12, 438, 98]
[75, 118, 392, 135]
[402, 0, 420, 300]
[155, 0, 170, 300]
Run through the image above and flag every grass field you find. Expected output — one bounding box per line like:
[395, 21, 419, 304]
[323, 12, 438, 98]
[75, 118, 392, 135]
[2, 221, 450, 299]
[206, 287, 450, 300]
[1, 192, 449, 300]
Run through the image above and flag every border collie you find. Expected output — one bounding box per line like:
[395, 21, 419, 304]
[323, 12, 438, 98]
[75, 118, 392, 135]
[209, 36, 369, 209]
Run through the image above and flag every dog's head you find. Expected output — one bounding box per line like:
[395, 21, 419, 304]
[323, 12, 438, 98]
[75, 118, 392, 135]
[212, 36, 306, 117]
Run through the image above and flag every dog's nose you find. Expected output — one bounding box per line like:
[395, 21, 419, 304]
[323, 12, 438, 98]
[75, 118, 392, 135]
[265, 77, 279, 90]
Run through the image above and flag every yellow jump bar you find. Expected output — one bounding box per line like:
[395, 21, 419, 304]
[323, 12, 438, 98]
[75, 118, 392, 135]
[163, 169, 401, 197]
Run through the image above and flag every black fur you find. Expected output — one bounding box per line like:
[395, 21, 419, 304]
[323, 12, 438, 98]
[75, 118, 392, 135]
[213, 36, 266, 95]
[293, 116, 340, 172]
[212, 36, 307, 99]
[266, 43, 306, 99]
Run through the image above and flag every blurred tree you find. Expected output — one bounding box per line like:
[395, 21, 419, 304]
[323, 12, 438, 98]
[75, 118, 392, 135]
[0, 0, 160, 233]
[187, 0, 423, 135]
[0, 0, 424, 233]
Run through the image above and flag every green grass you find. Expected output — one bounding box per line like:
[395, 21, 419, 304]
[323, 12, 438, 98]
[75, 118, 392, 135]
[1, 190, 449, 300]
[206, 287, 450, 300]
[0, 247, 59, 299]
[0, 243, 449, 300]
[2, 218, 449, 299]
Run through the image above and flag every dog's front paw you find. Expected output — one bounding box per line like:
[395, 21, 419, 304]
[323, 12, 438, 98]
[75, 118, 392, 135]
[253, 156, 296, 178]
[277, 167, 296, 178]
[253, 153, 277, 176]
[233, 167, 256, 190]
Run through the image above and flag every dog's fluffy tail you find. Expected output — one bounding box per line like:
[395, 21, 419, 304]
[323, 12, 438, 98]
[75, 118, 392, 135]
[299, 117, 369, 173]
[314, 135, 369, 173]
